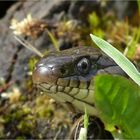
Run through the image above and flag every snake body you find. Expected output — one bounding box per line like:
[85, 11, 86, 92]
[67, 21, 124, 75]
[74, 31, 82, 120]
[33, 47, 126, 115]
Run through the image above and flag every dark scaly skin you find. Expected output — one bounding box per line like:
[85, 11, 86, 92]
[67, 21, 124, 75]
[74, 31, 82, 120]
[32, 47, 126, 115]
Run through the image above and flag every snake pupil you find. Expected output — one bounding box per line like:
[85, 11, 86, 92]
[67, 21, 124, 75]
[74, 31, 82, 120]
[81, 62, 88, 69]
[77, 58, 90, 74]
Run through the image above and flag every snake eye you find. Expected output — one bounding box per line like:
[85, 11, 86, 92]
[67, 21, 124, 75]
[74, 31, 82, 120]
[77, 58, 91, 74]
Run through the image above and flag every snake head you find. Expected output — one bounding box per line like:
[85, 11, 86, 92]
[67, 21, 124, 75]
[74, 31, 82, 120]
[33, 47, 126, 86]
[33, 47, 100, 86]
[32, 47, 126, 115]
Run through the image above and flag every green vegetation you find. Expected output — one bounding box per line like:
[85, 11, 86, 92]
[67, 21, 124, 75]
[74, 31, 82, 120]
[91, 34, 140, 139]
[78, 108, 89, 140]
[90, 34, 140, 86]
[94, 75, 140, 139]
[46, 29, 59, 51]
[124, 26, 140, 58]
[2, 1, 140, 139]
[88, 12, 104, 38]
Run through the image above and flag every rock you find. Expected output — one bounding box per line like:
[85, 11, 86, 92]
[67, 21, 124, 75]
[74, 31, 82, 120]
[0, 0, 70, 84]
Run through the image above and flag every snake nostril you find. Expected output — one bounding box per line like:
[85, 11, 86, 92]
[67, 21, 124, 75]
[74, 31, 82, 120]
[60, 68, 66, 74]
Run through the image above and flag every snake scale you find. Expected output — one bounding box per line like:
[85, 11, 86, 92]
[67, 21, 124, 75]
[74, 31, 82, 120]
[33, 47, 126, 115]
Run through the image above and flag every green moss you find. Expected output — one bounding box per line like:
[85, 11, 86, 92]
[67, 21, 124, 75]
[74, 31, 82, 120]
[88, 12, 99, 27]
[16, 136, 26, 140]
[37, 107, 54, 118]
[4, 106, 31, 123]
[35, 96, 54, 118]
[28, 57, 39, 72]
[17, 118, 35, 133]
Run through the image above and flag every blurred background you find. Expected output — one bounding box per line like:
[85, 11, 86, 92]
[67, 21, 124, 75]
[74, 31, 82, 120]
[0, 0, 140, 139]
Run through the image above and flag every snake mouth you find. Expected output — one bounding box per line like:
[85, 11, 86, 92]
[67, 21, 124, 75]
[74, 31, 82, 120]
[33, 61, 96, 106]
[36, 81, 99, 116]
[32, 53, 96, 106]
[37, 83, 99, 115]
[35, 74, 95, 105]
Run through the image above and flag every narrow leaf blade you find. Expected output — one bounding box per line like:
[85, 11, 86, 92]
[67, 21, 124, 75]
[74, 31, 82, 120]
[90, 34, 140, 86]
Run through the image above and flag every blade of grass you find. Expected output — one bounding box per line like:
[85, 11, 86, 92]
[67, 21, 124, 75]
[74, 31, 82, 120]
[84, 107, 88, 129]
[46, 29, 59, 52]
[14, 36, 43, 57]
[78, 107, 88, 140]
[90, 34, 140, 86]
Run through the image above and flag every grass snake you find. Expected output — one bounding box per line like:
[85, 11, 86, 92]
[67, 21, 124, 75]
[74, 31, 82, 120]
[32, 47, 126, 115]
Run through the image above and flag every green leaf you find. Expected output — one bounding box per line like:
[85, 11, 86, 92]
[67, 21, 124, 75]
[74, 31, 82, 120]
[90, 34, 140, 86]
[94, 75, 140, 139]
